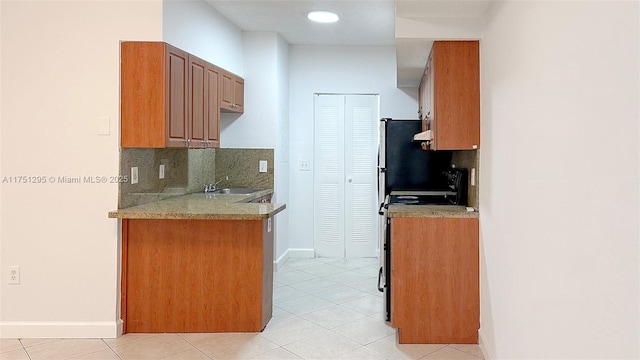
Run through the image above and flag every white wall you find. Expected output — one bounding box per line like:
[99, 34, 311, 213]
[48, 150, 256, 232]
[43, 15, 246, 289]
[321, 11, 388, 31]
[162, 0, 243, 75]
[479, 1, 639, 358]
[275, 34, 290, 267]
[221, 33, 279, 149]
[150, 2, 294, 267]
[288, 46, 417, 254]
[0, 1, 162, 337]
[226, 32, 290, 264]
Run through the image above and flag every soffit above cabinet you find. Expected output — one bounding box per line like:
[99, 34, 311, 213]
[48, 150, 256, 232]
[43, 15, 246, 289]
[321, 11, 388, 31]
[395, 0, 495, 88]
[202, 0, 495, 88]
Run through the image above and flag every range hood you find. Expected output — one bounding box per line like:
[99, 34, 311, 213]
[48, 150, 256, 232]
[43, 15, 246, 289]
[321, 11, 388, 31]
[413, 129, 432, 142]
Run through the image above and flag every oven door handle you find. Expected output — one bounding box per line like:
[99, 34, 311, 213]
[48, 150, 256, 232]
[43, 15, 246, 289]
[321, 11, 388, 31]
[377, 266, 384, 292]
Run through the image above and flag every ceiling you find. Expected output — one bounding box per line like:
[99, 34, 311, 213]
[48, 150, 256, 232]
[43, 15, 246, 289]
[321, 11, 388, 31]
[205, 0, 494, 87]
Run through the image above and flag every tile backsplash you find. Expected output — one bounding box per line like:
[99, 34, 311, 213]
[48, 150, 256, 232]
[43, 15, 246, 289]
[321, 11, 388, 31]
[215, 149, 274, 190]
[451, 150, 479, 209]
[119, 148, 191, 208]
[187, 148, 217, 193]
[119, 147, 273, 208]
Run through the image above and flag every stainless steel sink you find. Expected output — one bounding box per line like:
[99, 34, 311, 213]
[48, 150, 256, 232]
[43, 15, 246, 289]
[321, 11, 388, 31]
[209, 188, 262, 195]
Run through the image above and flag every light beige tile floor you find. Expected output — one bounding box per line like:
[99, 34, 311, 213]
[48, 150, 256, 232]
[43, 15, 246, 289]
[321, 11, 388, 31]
[0, 258, 484, 360]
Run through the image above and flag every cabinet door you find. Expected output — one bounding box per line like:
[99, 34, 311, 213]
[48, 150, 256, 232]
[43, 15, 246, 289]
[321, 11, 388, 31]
[233, 77, 244, 113]
[205, 66, 220, 148]
[166, 45, 189, 148]
[418, 73, 425, 121]
[189, 55, 207, 148]
[220, 70, 244, 113]
[432, 41, 480, 150]
[121, 42, 166, 148]
[220, 70, 234, 111]
[425, 54, 434, 131]
[391, 217, 479, 344]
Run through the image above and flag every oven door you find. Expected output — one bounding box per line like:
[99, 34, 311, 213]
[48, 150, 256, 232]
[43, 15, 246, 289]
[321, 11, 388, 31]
[377, 196, 391, 321]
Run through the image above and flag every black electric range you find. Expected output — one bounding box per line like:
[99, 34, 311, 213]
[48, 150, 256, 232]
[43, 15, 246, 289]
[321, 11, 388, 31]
[378, 168, 468, 322]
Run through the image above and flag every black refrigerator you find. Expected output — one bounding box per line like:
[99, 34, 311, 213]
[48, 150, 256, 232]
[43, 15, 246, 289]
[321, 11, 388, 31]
[378, 118, 451, 198]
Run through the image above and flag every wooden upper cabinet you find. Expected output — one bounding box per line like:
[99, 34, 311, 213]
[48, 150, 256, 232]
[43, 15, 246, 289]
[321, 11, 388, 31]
[220, 69, 244, 113]
[233, 76, 244, 113]
[166, 46, 190, 148]
[189, 55, 220, 148]
[419, 41, 480, 150]
[120, 42, 220, 148]
[206, 66, 221, 148]
[418, 73, 426, 119]
[188, 54, 206, 148]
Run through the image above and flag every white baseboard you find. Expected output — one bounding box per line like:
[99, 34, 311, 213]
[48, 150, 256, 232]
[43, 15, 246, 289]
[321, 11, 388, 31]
[274, 250, 290, 272]
[479, 329, 495, 360]
[0, 321, 122, 339]
[274, 248, 315, 271]
[287, 248, 315, 258]
[116, 319, 123, 337]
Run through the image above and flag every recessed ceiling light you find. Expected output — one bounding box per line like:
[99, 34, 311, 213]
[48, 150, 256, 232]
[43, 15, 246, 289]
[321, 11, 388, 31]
[307, 11, 339, 23]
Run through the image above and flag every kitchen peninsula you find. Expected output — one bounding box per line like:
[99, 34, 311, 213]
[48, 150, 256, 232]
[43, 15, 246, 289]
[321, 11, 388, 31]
[108, 190, 285, 333]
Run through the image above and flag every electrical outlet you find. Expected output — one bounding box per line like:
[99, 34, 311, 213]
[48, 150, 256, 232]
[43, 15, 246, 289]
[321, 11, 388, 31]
[131, 167, 138, 184]
[298, 160, 310, 171]
[98, 116, 110, 135]
[259, 160, 267, 173]
[9, 266, 20, 285]
[159, 165, 165, 179]
[471, 168, 476, 186]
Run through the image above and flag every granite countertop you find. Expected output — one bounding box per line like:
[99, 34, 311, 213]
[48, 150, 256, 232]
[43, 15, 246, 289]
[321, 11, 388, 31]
[108, 190, 285, 220]
[388, 204, 479, 219]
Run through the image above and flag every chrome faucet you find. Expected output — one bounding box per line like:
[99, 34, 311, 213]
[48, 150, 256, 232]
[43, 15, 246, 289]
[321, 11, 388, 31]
[204, 176, 228, 193]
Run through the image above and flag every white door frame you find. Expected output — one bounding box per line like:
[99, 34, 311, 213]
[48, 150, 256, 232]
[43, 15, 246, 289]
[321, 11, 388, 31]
[313, 93, 380, 258]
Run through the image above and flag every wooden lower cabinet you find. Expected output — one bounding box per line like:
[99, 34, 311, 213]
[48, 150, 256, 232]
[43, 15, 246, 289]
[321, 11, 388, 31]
[390, 217, 479, 344]
[120, 218, 273, 333]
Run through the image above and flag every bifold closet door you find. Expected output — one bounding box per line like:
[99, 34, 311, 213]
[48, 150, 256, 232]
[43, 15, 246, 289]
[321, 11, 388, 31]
[314, 94, 378, 258]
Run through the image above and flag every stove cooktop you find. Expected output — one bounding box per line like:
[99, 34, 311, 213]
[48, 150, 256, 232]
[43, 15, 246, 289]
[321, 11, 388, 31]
[388, 193, 453, 206]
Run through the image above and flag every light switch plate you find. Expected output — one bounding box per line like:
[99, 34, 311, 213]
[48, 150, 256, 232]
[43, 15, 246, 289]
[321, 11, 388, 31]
[159, 165, 165, 179]
[259, 160, 267, 173]
[98, 116, 110, 135]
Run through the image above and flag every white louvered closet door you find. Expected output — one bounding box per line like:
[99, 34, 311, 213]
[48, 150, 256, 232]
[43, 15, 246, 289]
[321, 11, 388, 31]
[345, 95, 378, 257]
[314, 94, 379, 258]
